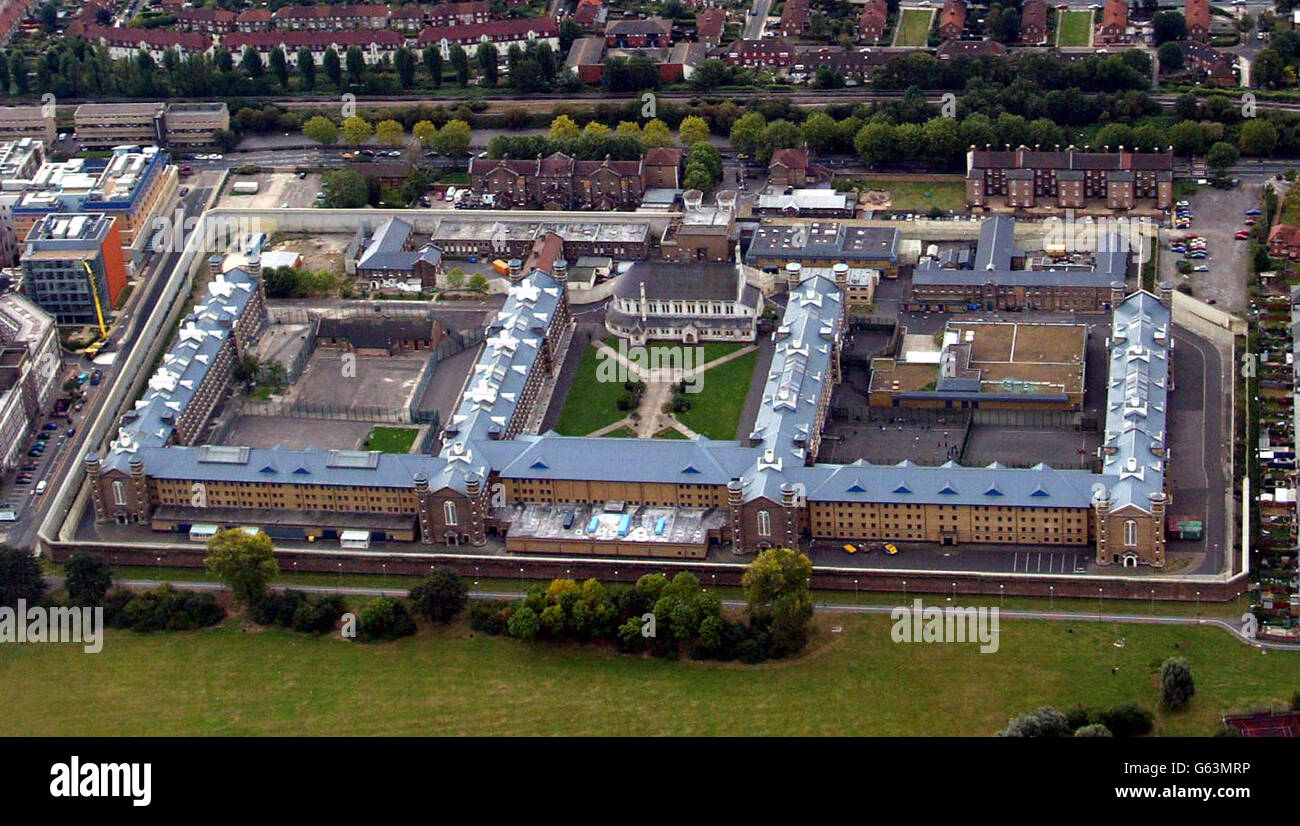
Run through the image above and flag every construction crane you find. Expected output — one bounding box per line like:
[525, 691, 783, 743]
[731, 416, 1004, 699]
[81, 260, 108, 340]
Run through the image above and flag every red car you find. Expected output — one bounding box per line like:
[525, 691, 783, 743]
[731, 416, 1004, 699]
[1235, 230, 1250, 239]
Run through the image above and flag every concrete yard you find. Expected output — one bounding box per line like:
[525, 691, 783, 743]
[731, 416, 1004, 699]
[222, 415, 373, 451]
[217, 172, 324, 210]
[286, 351, 429, 415]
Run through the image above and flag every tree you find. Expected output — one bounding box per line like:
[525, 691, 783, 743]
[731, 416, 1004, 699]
[449, 44, 470, 87]
[1239, 118, 1278, 157]
[408, 567, 468, 623]
[582, 120, 610, 138]
[1160, 658, 1196, 710]
[729, 111, 767, 156]
[468, 272, 489, 292]
[323, 47, 341, 87]
[423, 45, 443, 87]
[322, 168, 368, 207]
[801, 111, 839, 155]
[742, 547, 813, 655]
[240, 46, 264, 79]
[1168, 120, 1206, 156]
[341, 115, 373, 145]
[1206, 140, 1240, 172]
[549, 114, 580, 141]
[345, 45, 365, 85]
[854, 120, 895, 166]
[507, 605, 541, 640]
[269, 46, 289, 89]
[1152, 11, 1186, 44]
[413, 120, 437, 148]
[758, 119, 803, 164]
[302, 115, 339, 146]
[1157, 41, 1184, 73]
[7, 52, 24, 94]
[65, 552, 112, 607]
[298, 47, 316, 89]
[998, 707, 1071, 737]
[432, 119, 471, 156]
[394, 46, 416, 88]
[0, 546, 44, 607]
[357, 595, 416, 641]
[476, 42, 498, 88]
[641, 118, 675, 149]
[204, 529, 278, 607]
[375, 119, 405, 146]
[678, 115, 710, 147]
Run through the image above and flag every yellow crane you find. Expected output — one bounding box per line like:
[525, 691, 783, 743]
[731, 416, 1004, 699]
[81, 260, 107, 341]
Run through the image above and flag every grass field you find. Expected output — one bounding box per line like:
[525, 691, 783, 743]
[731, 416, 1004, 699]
[361, 426, 418, 454]
[1, 613, 1293, 736]
[606, 426, 637, 437]
[554, 338, 630, 436]
[848, 177, 966, 213]
[1057, 10, 1092, 47]
[654, 427, 687, 439]
[895, 8, 933, 47]
[676, 350, 757, 439]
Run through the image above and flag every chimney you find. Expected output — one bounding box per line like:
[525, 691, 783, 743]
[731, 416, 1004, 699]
[508, 258, 523, 281]
[1158, 281, 1173, 308]
[208, 254, 222, 276]
[83, 453, 101, 477]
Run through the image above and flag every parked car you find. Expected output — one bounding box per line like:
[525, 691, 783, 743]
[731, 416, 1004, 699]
[1235, 230, 1251, 239]
[41, 422, 57, 431]
[20, 464, 36, 472]
[1193, 265, 1209, 272]
[65, 428, 75, 437]
[884, 543, 900, 555]
[1246, 208, 1262, 216]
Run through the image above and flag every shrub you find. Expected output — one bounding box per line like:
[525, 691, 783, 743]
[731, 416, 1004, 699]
[0, 546, 44, 607]
[469, 599, 513, 635]
[253, 590, 345, 634]
[114, 584, 225, 632]
[64, 552, 112, 607]
[1074, 724, 1113, 737]
[357, 596, 416, 642]
[506, 605, 541, 641]
[1096, 702, 1154, 737]
[998, 707, 1072, 737]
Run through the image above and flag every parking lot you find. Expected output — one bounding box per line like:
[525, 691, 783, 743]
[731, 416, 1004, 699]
[217, 172, 324, 209]
[1158, 181, 1262, 314]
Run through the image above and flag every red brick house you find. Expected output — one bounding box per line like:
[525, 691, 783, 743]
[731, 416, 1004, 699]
[177, 8, 236, 34]
[1020, 0, 1047, 45]
[778, 0, 809, 37]
[572, 0, 605, 31]
[769, 148, 810, 187]
[937, 39, 1006, 59]
[716, 38, 795, 70]
[605, 17, 673, 48]
[697, 8, 725, 45]
[938, 0, 966, 41]
[858, 0, 888, 44]
[235, 8, 272, 31]
[1182, 41, 1237, 85]
[1185, 0, 1211, 41]
[425, 2, 491, 28]
[1096, 0, 1130, 44]
[1269, 224, 1300, 259]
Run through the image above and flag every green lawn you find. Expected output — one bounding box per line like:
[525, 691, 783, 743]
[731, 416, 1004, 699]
[1057, 10, 1092, 47]
[676, 350, 757, 439]
[1, 613, 1293, 735]
[894, 8, 933, 47]
[654, 427, 688, 439]
[554, 338, 632, 436]
[606, 426, 637, 437]
[856, 177, 966, 213]
[362, 426, 418, 454]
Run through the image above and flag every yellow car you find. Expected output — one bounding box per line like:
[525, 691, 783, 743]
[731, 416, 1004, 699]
[884, 543, 900, 555]
[842, 543, 858, 554]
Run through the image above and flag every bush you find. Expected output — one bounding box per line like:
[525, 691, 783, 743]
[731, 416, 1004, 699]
[506, 605, 541, 641]
[0, 546, 45, 607]
[357, 596, 416, 642]
[998, 706, 1072, 737]
[1074, 724, 1113, 737]
[113, 584, 225, 632]
[1096, 702, 1154, 737]
[253, 590, 345, 634]
[469, 599, 514, 635]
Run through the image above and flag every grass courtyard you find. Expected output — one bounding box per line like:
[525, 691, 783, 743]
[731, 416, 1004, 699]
[361, 426, 418, 454]
[894, 9, 933, 47]
[0, 612, 1292, 736]
[1057, 10, 1093, 47]
[845, 176, 967, 213]
[675, 348, 757, 440]
[554, 338, 631, 436]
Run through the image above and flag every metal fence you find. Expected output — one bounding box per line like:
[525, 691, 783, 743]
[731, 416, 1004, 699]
[240, 399, 414, 423]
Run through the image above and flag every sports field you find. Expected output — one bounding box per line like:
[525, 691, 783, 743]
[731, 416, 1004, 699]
[0, 613, 1291, 736]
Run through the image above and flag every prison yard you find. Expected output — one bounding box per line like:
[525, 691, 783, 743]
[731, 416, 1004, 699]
[0, 612, 1292, 737]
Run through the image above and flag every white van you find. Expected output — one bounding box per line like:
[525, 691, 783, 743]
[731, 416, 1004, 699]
[34, 480, 46, 495]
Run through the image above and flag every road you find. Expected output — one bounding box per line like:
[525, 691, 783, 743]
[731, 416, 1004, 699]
[100, 579, 1299, 650]
[6, 177, 219, 552]
[744, 0, 772, 39]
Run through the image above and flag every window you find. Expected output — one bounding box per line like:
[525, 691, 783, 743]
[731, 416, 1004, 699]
[1123, 519, 1137, 547]
[443, 500, 458, 527]
[757, 509, 771, 537]
[112, 480, 126, 506]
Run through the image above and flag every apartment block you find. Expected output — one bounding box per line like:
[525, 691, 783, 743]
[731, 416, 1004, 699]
[0, 106, 55, 145]
[20, 212, 128, 325]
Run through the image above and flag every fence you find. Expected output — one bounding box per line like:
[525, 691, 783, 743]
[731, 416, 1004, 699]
[240, 399, 414, 423]
[407, 328, 484, 424]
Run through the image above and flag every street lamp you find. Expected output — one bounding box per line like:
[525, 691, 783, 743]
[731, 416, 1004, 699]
[1150, 588, 1155, 613]
[1196, 591, 1201, 618]
[1049, 585, 1054, 610]
[951, 581, 956, 602]
[1098, 587, 1103, 619]
[382, 562, 387, 589]
[337, 562, 342, 587]
[902, 579, 907, 601]
[854, 578, 858, 600]
[999, 583, 1004, 608]
[155, 556, 161, 581]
